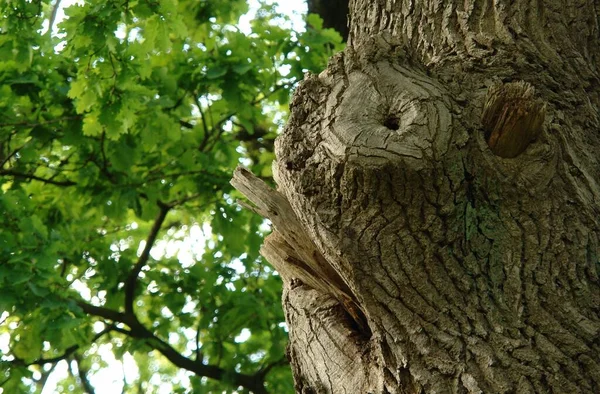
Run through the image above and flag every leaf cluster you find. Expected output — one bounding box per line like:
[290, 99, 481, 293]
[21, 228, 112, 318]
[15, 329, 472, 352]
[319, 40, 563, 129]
[0, 0, 343, 393]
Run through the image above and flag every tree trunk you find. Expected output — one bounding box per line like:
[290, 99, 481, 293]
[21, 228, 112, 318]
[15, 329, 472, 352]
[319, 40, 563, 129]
[232, 0, 600, 392]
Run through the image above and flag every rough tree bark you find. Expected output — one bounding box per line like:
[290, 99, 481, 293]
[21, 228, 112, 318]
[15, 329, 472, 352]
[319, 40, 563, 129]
[232, 0, 600, 392]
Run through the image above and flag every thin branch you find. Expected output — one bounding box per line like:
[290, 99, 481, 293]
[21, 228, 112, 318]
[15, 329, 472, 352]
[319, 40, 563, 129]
[146, 332, 268, 394]
[197, 83, 290, 152]
[255, 357, 288, 380]
[123, 194, 204, 316]
[165, 193, 203, 208]
[76, 302, 137, 327]
[110, 325, 133, 336]
[0, 115, 81, 128]
[179, 119, 194, 129]
[124, 202, 170, 315]
[59, 258, 69, 277]
[77, 300, 268, 394]
[120, 358, 128, 394]
[166, 93, 187, 111]
[47, 0, 62, 35]
[0, 170, 77, 186]
[97, 132, 117, 183]
[36, 361, 59, 393]
[1, 143, 24, 169]
[125, 169, 230, 188]
[14, 326, 113, 366]
[195, 94, 211, 151]
[71, 353, 96, 394]
[194, 314, 202, 362]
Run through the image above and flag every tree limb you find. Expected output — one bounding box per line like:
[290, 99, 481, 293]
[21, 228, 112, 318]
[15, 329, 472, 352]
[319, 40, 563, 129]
[75, 302, 139, 329]
[127, 169, 230, 187]
[35, 361, 59, 393]
[71, 353, 96, 394]
[0, 144, 19, 168]
[179, 119, 194, 129]
[197, 83, 291, 152]
[14, 325, 113, 367]
[0, 115, 81, 128]
[123, 193, 206, 315]
[77, 300, 268, 393]
[165, 193, 203, 208]
[47, 0, 62, 35]
[124, 202, 170, 316]
[195, 314, 202, 362]
[195, 94, 211, 151]
[255, 357, 288, 380]
[75, 194, 268, 392]
[0, 170, 77, 186]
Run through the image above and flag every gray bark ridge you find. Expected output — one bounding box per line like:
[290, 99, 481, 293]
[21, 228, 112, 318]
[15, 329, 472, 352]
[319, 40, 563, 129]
[233, 1, 600, 392]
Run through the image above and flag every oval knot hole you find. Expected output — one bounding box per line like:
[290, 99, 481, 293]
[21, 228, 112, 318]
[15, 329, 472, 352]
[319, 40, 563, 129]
[481, 80, 546, 158]
[384, 116, 400, 131]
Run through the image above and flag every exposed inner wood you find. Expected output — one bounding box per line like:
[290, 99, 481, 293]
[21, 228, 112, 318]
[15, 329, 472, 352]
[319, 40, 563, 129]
[481, 81, 546, 158]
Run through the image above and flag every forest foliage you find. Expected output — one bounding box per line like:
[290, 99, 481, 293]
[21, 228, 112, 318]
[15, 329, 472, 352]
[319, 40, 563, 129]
[0, 0, 342, 392]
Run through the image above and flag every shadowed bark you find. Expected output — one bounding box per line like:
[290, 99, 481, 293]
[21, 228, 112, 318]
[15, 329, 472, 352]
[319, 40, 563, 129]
[233, 0, 600, 392]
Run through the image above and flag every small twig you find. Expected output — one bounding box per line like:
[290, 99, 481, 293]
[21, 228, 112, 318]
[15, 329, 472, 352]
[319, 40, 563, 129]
[59, 258, 69, 277]
[197, 83, 290, 152]
[0, 170, 76, 186]
[36, 361, 59, 392]
[165, 193, 203, 208]
[194, 314, 202, 362]
[13, 326, 113, 366]
[1, 145, 24, 169]
[0, 115, 81, 128]
[97, 132, 117, 183]
[122, 169, 230, 188]
[76, 302, 136, 327]
[179, 119, 194, 129]
[195, 94, 211, 151]
[71, 353, 96, 394]
[47, 0, 62, 35]
[255, 356, 288, 379]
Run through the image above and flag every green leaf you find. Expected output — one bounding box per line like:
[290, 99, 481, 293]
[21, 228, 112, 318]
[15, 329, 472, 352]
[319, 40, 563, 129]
[109, 143, 135, 171]
[30, 215, 48, 239]
[206, 66, 228, 80]
[12, 326, 42, 364]
[232, 63, 252, 75]
[76, 89, 97, 113]
[27, 282, 49, 297]
[82, 113, 103, 136]
[306, 13, 324, 30]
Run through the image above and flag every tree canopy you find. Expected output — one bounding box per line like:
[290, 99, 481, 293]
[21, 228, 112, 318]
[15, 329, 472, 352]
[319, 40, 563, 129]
[0, 0, 343, 392]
